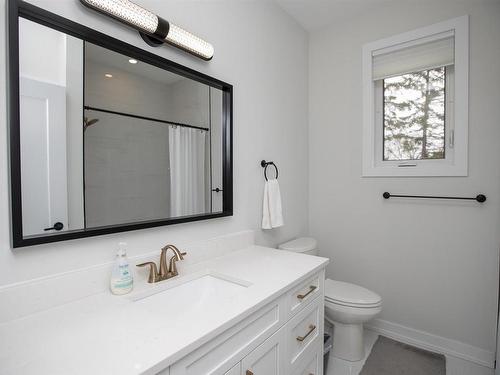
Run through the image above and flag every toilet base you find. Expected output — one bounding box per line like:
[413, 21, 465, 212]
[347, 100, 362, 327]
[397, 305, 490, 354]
[330, 320, 365, 361]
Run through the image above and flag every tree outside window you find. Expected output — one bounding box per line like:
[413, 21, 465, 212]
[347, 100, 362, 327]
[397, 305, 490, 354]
[383, 67, 446, 161]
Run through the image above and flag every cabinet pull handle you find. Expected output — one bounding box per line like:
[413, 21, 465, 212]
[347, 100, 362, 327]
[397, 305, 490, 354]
[246, 371, 254, 375]
[297, 285, 317, 300]
[296, 324, 316, 342]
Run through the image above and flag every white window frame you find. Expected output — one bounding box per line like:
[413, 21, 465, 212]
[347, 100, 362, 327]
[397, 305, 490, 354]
[362, 16, 469, 177]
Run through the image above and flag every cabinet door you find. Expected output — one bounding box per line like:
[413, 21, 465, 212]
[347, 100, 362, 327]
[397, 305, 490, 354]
[241, 329, 285, 375]
[291, 341, 322, 375]
[224, 363, 240, 375]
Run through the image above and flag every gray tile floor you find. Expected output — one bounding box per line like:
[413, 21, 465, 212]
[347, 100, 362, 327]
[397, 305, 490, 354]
[326, 330, 494, 375]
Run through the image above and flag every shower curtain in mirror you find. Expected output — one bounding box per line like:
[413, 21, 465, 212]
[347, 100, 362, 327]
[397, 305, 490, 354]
[168, 126, 206, 217]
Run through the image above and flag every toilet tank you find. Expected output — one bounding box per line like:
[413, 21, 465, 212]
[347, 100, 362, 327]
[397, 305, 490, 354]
[278, 237, 319, 256]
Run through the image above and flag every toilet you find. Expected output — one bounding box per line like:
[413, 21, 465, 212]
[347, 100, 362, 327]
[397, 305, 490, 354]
[278, 237, 382, 362]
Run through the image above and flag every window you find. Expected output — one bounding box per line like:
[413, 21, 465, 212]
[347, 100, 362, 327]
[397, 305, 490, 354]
[376, 65, 454, 165]
[362, 16, 468, 176]
[383, 67, 447, 161]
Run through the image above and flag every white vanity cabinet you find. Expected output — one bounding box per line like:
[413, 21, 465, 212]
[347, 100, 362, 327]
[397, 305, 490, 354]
[166, 270, 325, 375]
[224, 363, 241, 375]
[0, 244, 328, 375]
[240, 328, 286, 375]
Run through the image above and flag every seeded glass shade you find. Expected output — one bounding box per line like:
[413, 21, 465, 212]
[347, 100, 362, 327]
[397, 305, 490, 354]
[165, 24, 214, 61]
[80, 0, 214, 60]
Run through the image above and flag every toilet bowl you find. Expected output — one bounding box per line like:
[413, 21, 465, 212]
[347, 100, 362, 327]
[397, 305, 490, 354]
[324, 279, 381, 361]
[278, 237, 382, 362]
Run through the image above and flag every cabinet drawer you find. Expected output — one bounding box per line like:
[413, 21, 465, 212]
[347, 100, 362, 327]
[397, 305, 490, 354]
[224, 363, 240, 375]
[287, 272, 323, 318]
[285, 296, 323, 370]
[156, 368, 170, 375]
[171, 297, 285, 375]
[291, 341, 322, 375]
[241, 328, 286, 375]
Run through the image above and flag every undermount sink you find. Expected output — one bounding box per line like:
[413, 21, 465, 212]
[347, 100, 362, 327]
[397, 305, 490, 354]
[129, 271, 252, 313]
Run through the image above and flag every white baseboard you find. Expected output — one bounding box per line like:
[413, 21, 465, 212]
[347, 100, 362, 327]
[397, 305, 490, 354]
[366, 319, 495, 369]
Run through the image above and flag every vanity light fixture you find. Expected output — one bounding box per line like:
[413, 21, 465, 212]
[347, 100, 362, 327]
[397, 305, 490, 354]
[79, 0, 214, 61]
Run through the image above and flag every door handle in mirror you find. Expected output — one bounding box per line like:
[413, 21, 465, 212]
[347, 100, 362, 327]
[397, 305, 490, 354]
[44, 222, 64, 231]
[211, 188, 223, 193]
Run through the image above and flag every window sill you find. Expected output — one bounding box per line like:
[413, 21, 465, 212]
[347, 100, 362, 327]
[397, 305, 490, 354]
[362, 164, 468, 177]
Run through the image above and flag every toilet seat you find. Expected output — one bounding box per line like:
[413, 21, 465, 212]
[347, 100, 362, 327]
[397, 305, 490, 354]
[325, 296, 381, 309]
[324, 279, 381, 308]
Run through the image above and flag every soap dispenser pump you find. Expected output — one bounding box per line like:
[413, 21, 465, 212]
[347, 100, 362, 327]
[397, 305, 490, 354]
[110, 242, 133, 295]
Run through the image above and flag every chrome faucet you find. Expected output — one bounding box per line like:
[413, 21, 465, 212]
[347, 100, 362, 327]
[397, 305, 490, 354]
[137, 244, 187, 283]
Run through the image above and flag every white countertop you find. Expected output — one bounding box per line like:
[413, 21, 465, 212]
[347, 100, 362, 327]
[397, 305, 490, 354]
[0, 246, 328, 375]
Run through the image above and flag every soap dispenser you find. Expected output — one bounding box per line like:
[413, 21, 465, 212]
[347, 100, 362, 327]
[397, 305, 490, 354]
[110, 242, 133, 295]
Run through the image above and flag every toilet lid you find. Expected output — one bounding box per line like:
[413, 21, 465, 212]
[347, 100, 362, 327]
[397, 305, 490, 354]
[278, 237, 317, 253]
[324, 279, 381, 308]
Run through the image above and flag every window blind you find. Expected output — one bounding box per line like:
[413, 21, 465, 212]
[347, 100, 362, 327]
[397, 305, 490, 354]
[372, 32, 454, 81]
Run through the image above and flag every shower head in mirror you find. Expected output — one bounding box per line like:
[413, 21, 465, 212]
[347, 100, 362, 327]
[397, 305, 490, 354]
[84, 117, 99, 131]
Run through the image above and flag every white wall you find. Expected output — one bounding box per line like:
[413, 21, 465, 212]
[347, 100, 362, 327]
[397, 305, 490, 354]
[18, 17, 67, 86]
[0, 0, 309, 284]
[309, 0, 500, 358]
[66, 36, 85, 231]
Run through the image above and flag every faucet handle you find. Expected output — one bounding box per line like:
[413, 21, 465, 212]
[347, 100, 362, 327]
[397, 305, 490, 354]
[168, 252, 187, 277]
[136, 262, 159, 283]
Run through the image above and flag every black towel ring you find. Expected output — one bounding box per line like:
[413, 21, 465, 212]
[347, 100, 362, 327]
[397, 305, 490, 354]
[261, 160, 279, 181]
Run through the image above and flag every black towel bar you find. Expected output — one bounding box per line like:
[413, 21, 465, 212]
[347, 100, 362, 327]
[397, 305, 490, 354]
[383, 192, 486, 203]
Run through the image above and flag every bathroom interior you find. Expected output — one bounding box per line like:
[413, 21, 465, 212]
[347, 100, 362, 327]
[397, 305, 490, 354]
[1, 0, 499, 374]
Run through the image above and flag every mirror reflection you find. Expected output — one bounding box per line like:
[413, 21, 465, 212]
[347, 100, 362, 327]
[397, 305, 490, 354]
[18, 18, 224, 238]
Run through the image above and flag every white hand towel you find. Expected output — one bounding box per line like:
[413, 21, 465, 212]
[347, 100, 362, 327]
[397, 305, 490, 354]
[262, 179, 284, 229]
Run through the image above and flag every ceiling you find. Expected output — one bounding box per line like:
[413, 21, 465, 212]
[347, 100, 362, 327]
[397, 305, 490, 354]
[275, 0, 395, 32]
[86, 43, 184, 86]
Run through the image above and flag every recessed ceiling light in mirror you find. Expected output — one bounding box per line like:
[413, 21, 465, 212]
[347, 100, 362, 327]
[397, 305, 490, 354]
[128, 59, 138, 64]
[105, 73, 113, 78]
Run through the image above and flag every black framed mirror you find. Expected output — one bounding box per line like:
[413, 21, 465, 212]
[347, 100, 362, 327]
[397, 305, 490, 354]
[8, 0, 233, 248]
